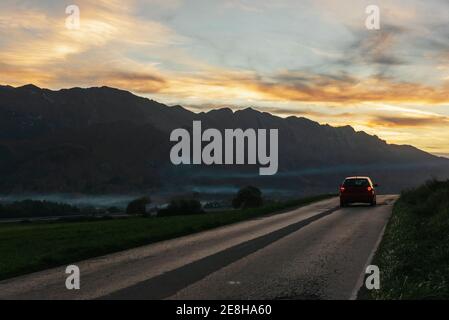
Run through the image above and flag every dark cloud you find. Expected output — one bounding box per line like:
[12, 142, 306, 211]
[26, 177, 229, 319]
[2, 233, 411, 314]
[62, 70, 168, 94]
[335, 23, 408, 79]
[370, 115, 449, 127]
[106, 71, 167, 84]
[261, 106, 354, 119]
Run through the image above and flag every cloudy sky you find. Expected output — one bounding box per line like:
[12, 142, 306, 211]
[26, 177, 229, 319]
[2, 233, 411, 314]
[1, 0, 449, 155]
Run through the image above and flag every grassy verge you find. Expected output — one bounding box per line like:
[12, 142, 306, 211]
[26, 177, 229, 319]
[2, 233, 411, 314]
[367, 180, 449, 299]
[0, 194, 333, 281]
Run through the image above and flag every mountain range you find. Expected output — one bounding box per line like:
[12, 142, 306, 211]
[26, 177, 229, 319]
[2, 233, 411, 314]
[0, 84, 448, 197]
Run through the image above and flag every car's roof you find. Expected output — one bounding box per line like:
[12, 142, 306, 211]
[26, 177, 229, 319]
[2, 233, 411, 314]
[344, 176, 371, 180]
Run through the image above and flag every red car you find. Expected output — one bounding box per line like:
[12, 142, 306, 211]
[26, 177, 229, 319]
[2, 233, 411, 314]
[339, 176, 377, 207]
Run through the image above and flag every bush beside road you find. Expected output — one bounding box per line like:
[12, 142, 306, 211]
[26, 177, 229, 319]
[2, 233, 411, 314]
[366, 180, 449, 299]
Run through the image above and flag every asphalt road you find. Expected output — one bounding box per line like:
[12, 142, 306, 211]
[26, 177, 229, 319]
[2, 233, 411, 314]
[0, 195, 396, 300]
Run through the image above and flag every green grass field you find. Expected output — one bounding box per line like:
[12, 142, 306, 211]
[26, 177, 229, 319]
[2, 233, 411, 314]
[368, 180, 449, 299]
[0, 194, 332, 281]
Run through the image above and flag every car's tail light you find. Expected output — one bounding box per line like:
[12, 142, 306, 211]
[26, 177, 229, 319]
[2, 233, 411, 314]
[340, 186, 345, 192]
[367, 186, 373, 192]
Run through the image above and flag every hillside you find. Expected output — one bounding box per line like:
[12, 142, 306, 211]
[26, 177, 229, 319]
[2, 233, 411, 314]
[0, 84, 448, 196]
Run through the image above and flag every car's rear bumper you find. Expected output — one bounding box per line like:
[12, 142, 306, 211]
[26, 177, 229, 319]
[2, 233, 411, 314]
[340, 194, 375, 203]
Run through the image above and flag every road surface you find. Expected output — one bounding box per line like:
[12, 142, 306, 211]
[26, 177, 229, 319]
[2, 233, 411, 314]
[0, 195, 396, 300]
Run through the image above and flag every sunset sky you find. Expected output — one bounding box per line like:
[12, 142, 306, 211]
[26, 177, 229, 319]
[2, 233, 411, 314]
[1, 0, 448, 156]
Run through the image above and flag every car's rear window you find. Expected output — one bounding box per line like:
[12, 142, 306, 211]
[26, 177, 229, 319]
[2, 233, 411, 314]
[343, 178, 369, 187]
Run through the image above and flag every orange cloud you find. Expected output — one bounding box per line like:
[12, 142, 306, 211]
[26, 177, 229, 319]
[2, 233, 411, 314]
[0, 1, 182, 92]
[368, 115, 449, 128]
[246, 73, 449, 105]
[153, 70, 449, 106]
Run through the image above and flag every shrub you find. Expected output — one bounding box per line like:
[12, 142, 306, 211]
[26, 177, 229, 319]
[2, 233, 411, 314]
[0, 200, 80, 218]
[158, 198, 204, 216]
[232, 186, 263, 209]
[126, 196, 151, 215]
[370, 179, 449, 299]
[107, 206, 121, 214]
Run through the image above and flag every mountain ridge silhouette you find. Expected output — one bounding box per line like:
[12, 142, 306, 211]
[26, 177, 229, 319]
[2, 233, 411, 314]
[0, 84, 447, 195]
